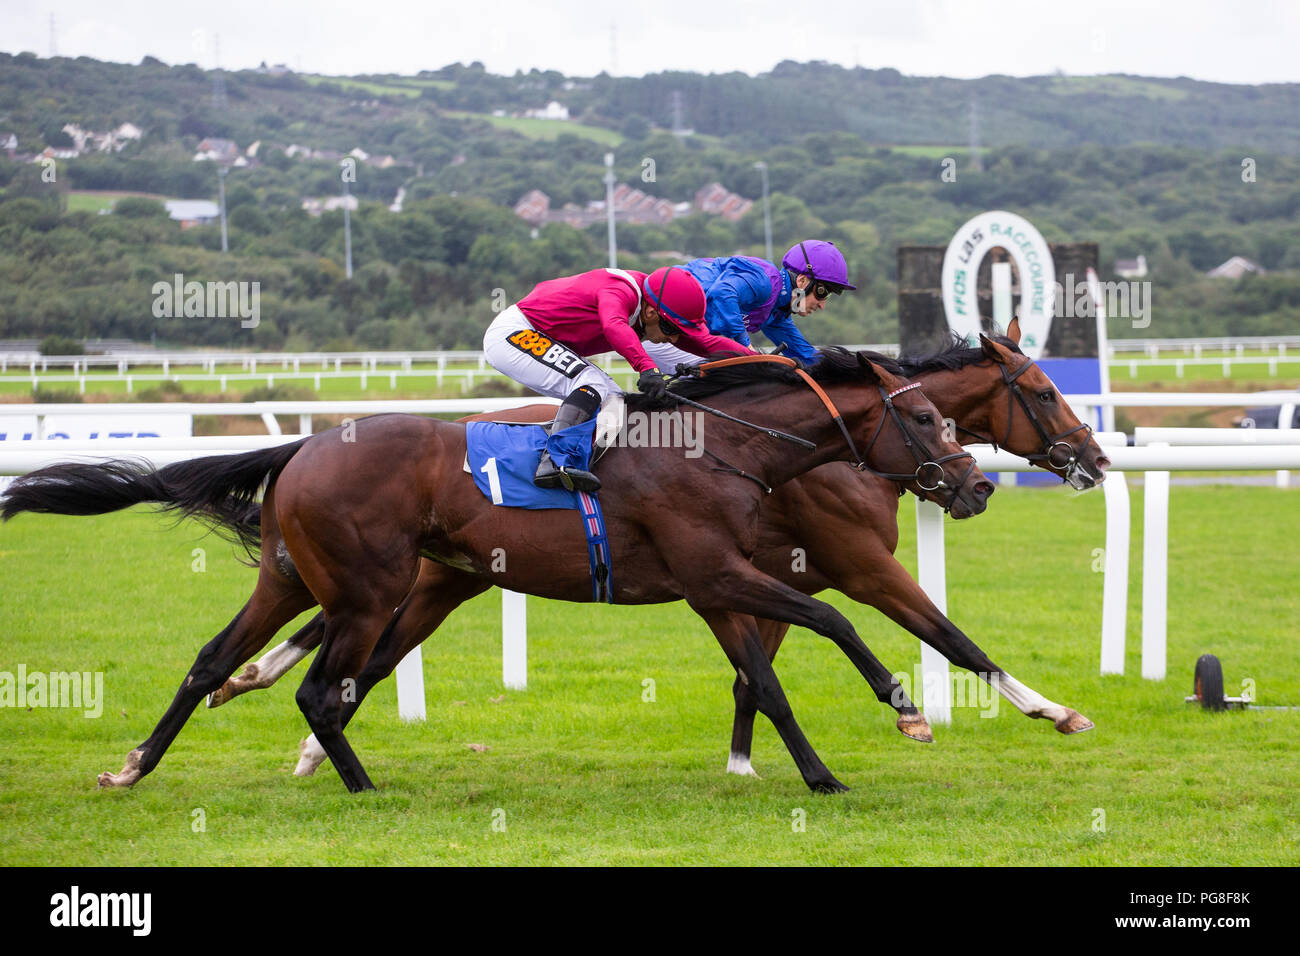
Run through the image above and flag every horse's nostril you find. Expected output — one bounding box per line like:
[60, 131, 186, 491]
[1096, 455, 1112, 471]
[974, 481, 995, 498]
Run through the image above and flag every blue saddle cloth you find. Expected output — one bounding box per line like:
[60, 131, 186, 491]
[466, 418, 597, 510]
[465, 418, 614, 601]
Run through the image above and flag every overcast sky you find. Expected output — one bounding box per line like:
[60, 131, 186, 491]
[4, 0, 1298, 84]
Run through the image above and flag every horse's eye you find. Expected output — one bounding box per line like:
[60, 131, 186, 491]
[917, 414, 933, 425]
[1038, 391, 1055, 404]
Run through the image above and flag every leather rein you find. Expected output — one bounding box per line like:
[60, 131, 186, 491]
[676, 354, 977, 511]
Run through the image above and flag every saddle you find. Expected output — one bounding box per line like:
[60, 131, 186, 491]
[462, 393, 624, 474]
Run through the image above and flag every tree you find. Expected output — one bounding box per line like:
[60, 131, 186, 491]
[40, 334, 83, 355]
[114, 196, 169, 219]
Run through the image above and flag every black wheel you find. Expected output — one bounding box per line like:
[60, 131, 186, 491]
[1194, 654, 1226, 712]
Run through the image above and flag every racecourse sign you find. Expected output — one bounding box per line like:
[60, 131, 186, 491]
[941, 211, 1056, 359]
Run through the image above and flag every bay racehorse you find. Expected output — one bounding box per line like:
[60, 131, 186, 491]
[210, 325, 1107, 780]
[218, 328, 1109, 778]
[2, 349, 992, 793]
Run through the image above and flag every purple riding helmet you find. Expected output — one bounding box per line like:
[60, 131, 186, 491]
[781, 240, 857, 291]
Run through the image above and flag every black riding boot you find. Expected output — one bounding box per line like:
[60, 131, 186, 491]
[534, 386, 602, 493]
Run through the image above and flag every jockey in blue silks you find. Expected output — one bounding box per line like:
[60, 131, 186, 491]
[642, 239, 856, 372]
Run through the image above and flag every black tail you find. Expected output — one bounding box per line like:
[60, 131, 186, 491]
[1, 438, 308, 557]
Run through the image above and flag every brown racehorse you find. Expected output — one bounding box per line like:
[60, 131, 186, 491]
[209, 328, 1108, 780]
[2, 349, 993, 794]
[218, 327, 1110, 779]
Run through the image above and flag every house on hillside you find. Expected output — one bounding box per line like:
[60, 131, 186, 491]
[514, 189, 551, 225]
[523, 101, 570, 121]
[0, 132, 16, 158]
[301, 195, 359, 216]
[1114, 255, 1148, 279]
[513, 182, 743, 229]
[56, 122, 141, 156]
[1206, 256, 1264, 279]
[34, 145, 79, 161]
[163, 199, 219, 227]
[694, 183, 754, 222]
[194, 138, 240, 163]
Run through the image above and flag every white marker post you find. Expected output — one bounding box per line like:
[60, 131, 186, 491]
[394, 647, 426, 722]
[1277, 401, 1294, 489]
[1087, 268, 1117, 433]
[1141, 444, 1170, 680]
[502, 590, 528, 690]
[914, 498, 952, 724]
[1099, 465, 1130, 675]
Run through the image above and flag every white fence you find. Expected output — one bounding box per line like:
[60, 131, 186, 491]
[2, 392, 1297, 724]
[8, 337, 1300, 387]
[1106, 335, 1300, 356]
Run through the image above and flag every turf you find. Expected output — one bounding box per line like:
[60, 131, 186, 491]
[441, 110, 623, 147]
[0, 485, 1296, 865]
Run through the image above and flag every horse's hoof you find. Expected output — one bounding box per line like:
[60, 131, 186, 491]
[897, 713, 934, 743]
[1054, 709, 1095, 735]
[97, 750, 143, 788]
[810, 777, 850, 794]
[206, 684, 229, 708]
[293, 736, 327, 777]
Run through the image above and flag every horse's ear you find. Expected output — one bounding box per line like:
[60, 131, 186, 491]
[858, 356, 890, 386]
[855, 352, 882, 384]
[979, 332, 1011, 365]
[1006, 316, 1022, 345]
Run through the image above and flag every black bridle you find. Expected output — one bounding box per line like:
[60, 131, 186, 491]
[855, 381, 979, 514]
[667, 357, 978, 511]
[955, 358, 1094, 476]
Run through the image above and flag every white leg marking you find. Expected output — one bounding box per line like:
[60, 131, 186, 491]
[725, 751, 760, 778]
[250, 640, 310, 687]
[293, 735, 328, 776]
[208, 640, 312, 707]
[996, 672, 1069, 722]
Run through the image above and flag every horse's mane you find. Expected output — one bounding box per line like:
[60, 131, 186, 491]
[624, 347, 905, 412]
[898, 332, 1023, 376]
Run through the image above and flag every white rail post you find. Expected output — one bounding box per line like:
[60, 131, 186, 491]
[1277, 402, 1295, 489]
[502, 590, 527, 690]
[1099, 470, 1130, 674]
[1141, 443, 1170, 680]
[394, 646, 426, 722]
[1087, 268, 1116, 433]
[914, 498, 952, 724]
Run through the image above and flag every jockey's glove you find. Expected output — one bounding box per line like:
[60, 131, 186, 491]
[637, 368, 669, 401]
